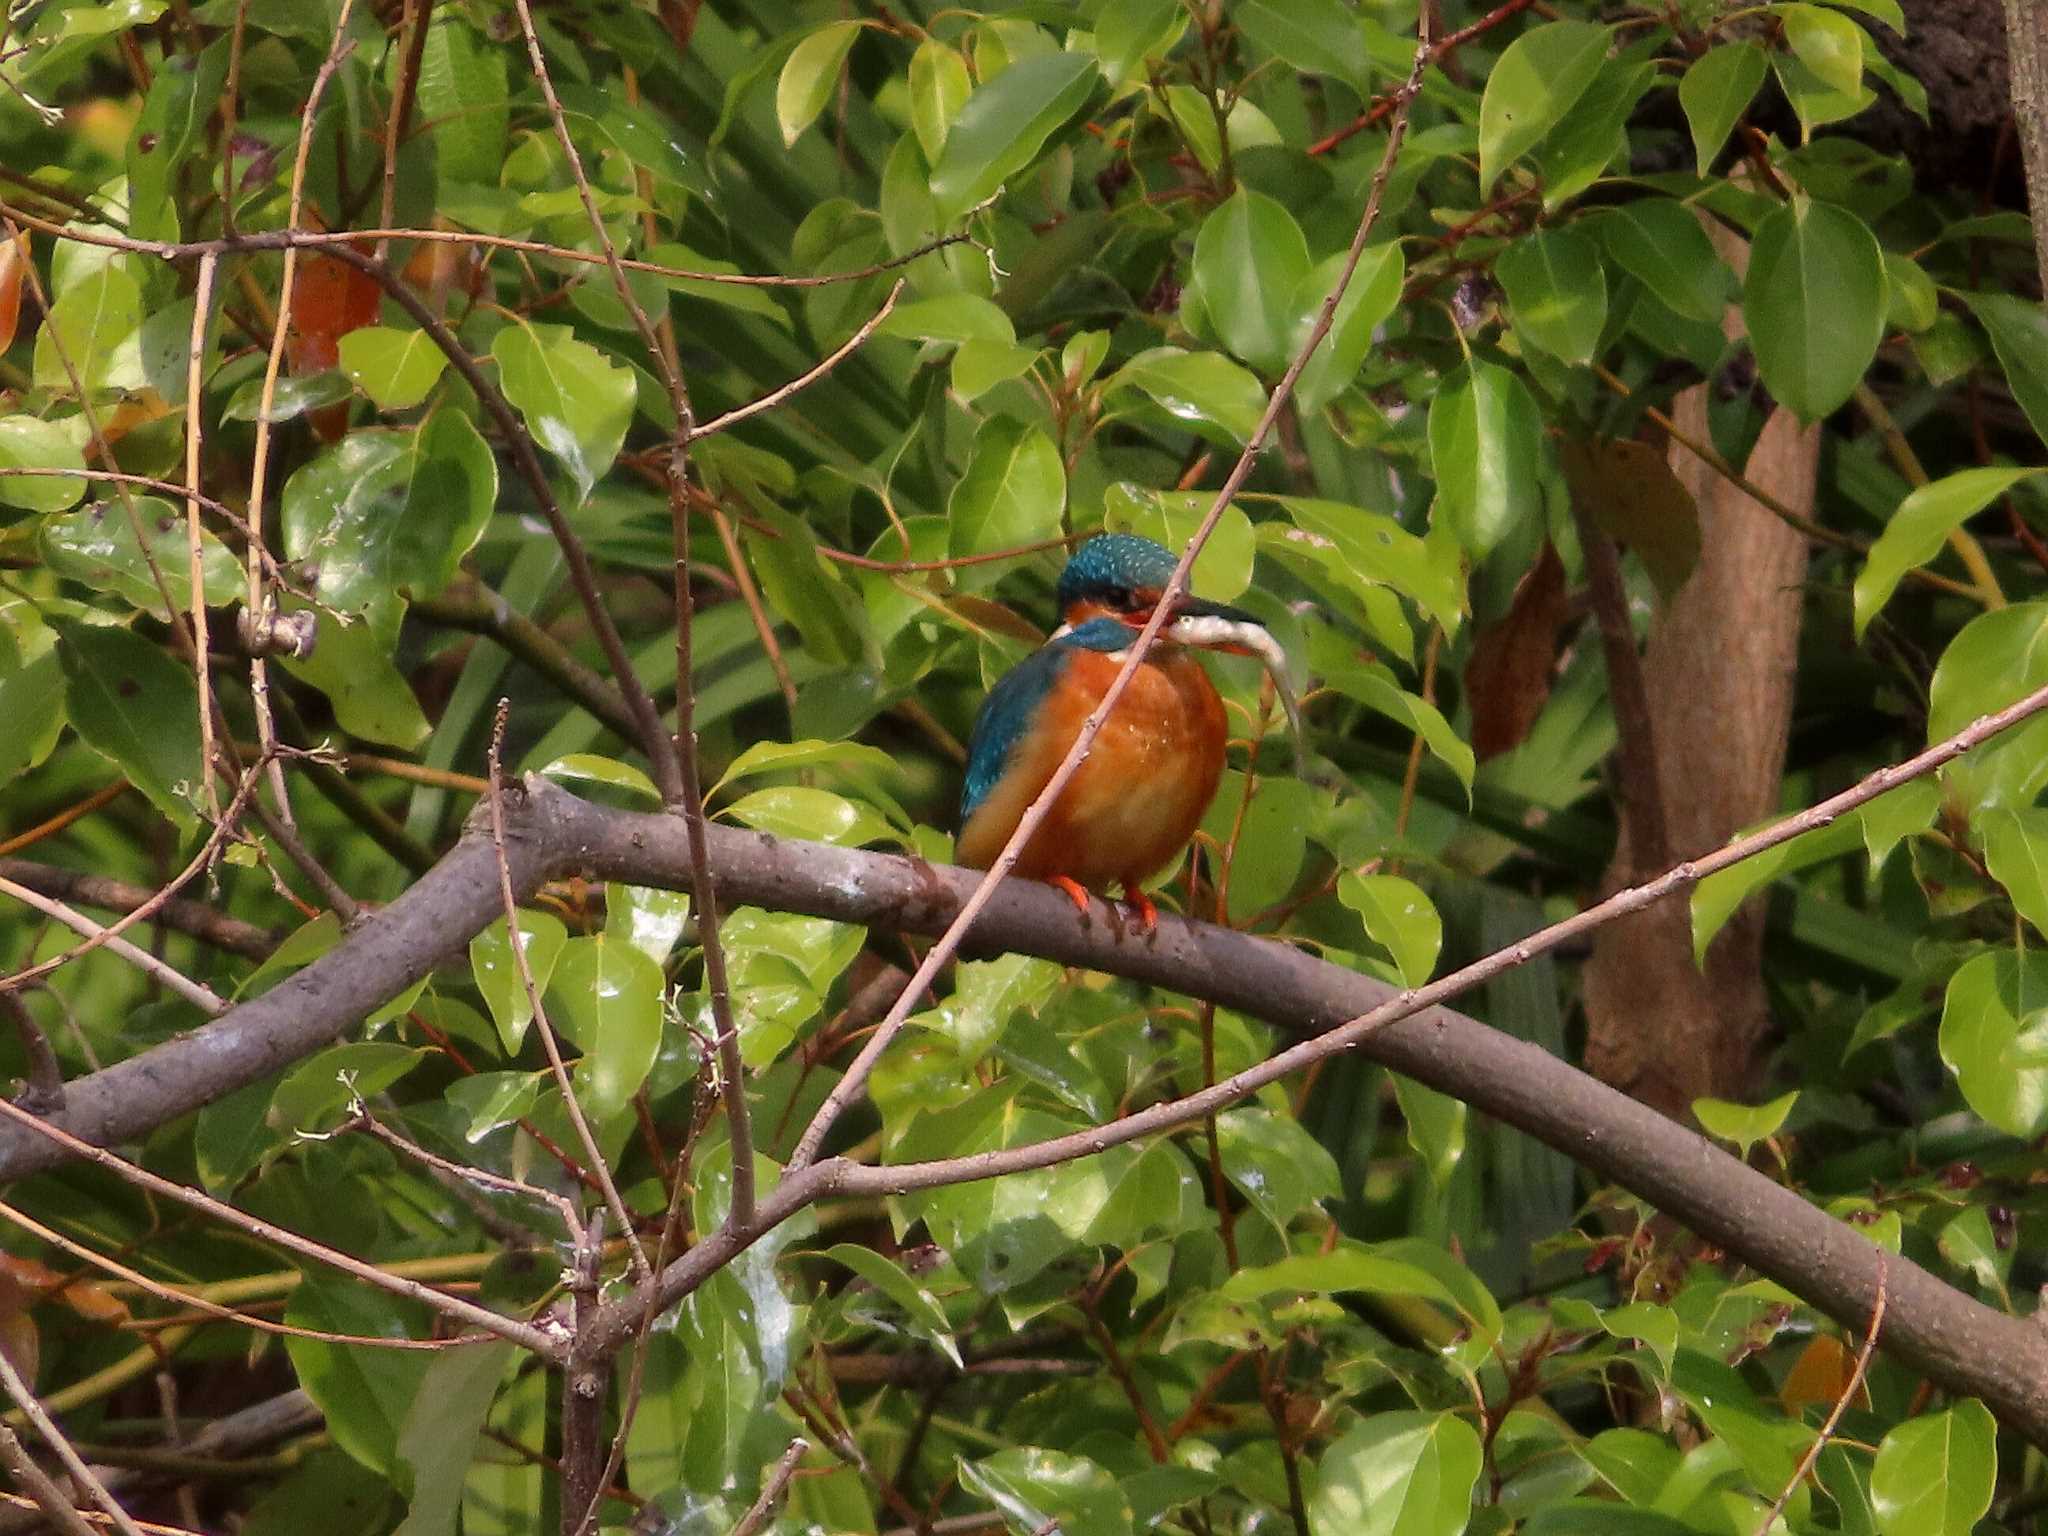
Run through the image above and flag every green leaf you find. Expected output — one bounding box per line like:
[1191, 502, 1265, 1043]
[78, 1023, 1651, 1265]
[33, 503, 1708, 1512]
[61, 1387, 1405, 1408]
[1981, 807, 2048, 939]
[1313, 646, 1476, 795]
[1939, 950, 2048, 1138]
[1276, 503, 1464, 638]
[714, 738, 900, 796]
[1690, 815, 1861, 960]
[280, 607, 431, 750]
[40, 497, 241, 617]
[33, 264, 144, 393]
[1927, 602, 2048, 813]
[549, 934, 665, 1123]
[1106, 347, 1268, 445]
[1310, 1411, 1484, 1536]
[1215, 1106, 1341, 1229]
[930, 53, 1099, 223]
[221, 370, 353, 425]
[877, 294, 1016, 346]
[1964, 291, 2048, 445]
[0, 416, 86, 511]
[1188, 189, 1312, 375]
[948, 416, 1065, 558]
[1870, 1400, 1997, 1536]
[1094, 0, 1181, 86]
[56, 621, 202, 826]
[538, 753, 661, 803]
[1293, 242, 1406, 412]
[284, 1277, 431, 1482]
[469, 910, 568, 1056]
[1236, 0, 1371, 94]
[415, 14, 507, 184]
[821, 1244, 960, 1365]
[1744, 196, 1886, 423]
[490, 322, 635, 505]
[1338, 873, 1441, 986]
[959, 1448, 1134, 1536]
[1114, 487, 1257, 601]
[1391, 1076, 1466, 1188]
[393, 1343, 514, 1536]
[1679, 42, 1769, 175]
[338, 327, 448, 411]
[776, 21, 864, 147]
[446, 1072, 545, 1143]
[1776, 3, 1864, 99]
[1428, 359, 1544, 559]
[1477, 21, 1612, 195]
[1595, 199, 1732, 324]
[1496, 227, 1607, 366]
[0, 643, 64, 788]
[1884, 252, 1938, 333]
[1692, 1090, 1799, 1157]
[282, 415, 496, 623]
[1856, 467, 2041, 637]
[909, 39, 972, 162]
[724, 786, 893, 847]
[270, 1042, 425, 1135]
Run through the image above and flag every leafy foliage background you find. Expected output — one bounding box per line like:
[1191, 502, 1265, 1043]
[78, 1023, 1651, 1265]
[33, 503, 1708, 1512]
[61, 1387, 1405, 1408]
[0, 0, 2043, 1532]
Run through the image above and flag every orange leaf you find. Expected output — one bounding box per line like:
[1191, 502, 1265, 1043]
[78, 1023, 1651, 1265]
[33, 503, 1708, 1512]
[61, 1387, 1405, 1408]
[1464, 542, 1568, 762]
[0, 229, 31, 355]
[1779, 1333, 1867, 1412]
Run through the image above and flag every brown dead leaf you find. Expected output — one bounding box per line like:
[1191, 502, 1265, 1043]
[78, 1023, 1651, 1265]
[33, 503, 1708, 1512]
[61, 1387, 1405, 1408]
[0, 229, 30, 355]
[1560, 434, 1702, 606]
[1465, 541, 1568, 761]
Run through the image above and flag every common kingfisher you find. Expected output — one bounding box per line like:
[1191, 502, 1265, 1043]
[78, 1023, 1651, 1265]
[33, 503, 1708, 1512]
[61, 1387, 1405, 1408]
[956, 533, 1287, 934]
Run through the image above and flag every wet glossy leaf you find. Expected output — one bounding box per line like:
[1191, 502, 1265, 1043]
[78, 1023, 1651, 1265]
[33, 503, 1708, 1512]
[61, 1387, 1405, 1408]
[269, 1042, 426, 1135]
[714, 737, 900, 795]
[1189, 188, 1312, 375]
[1429, 359, 1544, 559]
[1744, 196, 1885, 422]
[40, 497, 240, 616]
[1679, 42, 1768, 175]
[1856, 467, 2041, 637]
[777, 22, 864, 147]
[1496, 227, 1606, 366]
[338, 326, 448, 411]
[724, 786, 893, 847]
[33, 264, 144, 393]
[1310, 1411, 1484, 1536]
[1870, 1400, 1996, 1536]
[538, 753, 660, 803]
[0, 416, 86, 511]
[1106, 347, 1268, 445]
[280, 414, 498, 622]
[1339, 873, 1441, 986]
[959, 1448, 1133, 1536]
[1214, 1106, 1341, 1229]
[821, 1244, 960, 1365]
[469, 910, 569, 1055]
[1477, 21, 1611, 194]
[446, 1072, 545, 1143]
[1938, 950, 2048, 1138]
[1094, 0, 1181, 86]
[56, 621, 201, 826]
[490, 322, 635, 505]
[931, 53, 1099, 223]
[877, 293, 1016, 346]
[548, 934, 665, 1123]
[279, 607, 432, 750]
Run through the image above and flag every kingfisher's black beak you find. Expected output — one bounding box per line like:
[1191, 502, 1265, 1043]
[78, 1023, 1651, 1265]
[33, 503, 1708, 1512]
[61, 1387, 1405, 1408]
[1163, 591, 1266, 629]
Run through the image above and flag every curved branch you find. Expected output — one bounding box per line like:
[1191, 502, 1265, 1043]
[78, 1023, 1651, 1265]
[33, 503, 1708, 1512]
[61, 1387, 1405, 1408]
[0, 756, 2044, 1443]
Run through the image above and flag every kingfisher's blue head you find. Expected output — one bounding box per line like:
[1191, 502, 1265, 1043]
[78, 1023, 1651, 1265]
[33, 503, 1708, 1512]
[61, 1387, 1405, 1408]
[1054, 533, 1260, 632]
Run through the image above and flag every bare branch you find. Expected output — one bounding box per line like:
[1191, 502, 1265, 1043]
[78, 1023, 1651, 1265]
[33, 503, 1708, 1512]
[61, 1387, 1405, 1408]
[0, 1338, 146, 1536]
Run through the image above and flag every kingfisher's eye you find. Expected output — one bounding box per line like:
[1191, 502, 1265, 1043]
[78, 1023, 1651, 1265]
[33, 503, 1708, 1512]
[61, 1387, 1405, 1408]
[1102, 585, 1134, 608]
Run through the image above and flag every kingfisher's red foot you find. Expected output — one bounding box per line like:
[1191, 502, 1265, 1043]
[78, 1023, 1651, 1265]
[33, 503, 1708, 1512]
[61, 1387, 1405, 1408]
[1050, 876, 1093, 920]
[1119, 886, 1159, 938]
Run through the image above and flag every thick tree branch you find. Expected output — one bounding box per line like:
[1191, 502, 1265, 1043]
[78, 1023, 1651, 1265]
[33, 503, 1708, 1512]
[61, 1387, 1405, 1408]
[0, 686, 2046, 1440]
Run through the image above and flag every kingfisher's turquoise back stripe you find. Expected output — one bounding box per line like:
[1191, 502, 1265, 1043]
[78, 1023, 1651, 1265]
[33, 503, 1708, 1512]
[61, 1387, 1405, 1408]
[959, 618, 1132, 823]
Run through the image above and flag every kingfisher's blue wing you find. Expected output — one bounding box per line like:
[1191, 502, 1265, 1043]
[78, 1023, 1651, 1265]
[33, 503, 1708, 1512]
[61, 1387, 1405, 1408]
[959, 620, 1133, 825]
[960, 644, 1067, 825]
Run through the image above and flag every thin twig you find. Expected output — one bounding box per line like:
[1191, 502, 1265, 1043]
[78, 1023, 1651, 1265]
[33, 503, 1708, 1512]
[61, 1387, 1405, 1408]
[0, 862, 275, 961]
[0, 878, 226, 1016]
[0, 1421, 99, 1536]
[484, 703, 650, 1282]
[0, 991, 64, 1111]
[1751, 1256, 1887, 1536]
[0, 1095, 563, 1359]
[0, 1340, 146, 1536]
[731, 1438, 809, 1536]
[688, 278, 905, 440]
[183, 252, 220, 825]
[784, 15, 1439, 1176]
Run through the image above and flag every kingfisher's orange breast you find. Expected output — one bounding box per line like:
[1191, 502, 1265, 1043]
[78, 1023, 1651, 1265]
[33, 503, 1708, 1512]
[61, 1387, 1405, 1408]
[956, 646, 1228, 892]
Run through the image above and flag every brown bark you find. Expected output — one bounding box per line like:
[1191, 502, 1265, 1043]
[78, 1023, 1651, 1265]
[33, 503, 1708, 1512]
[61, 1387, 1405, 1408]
[1581, 222, 1817, 1124]
[2003, 0, 2048, 298]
